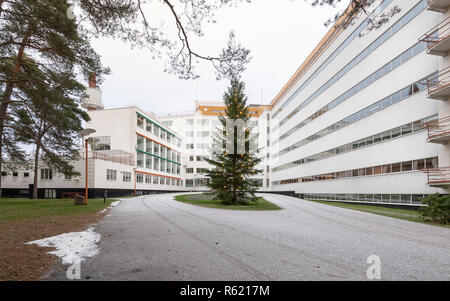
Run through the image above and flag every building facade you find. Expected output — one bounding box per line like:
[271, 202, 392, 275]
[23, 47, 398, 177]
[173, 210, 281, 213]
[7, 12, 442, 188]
[269, 0, 450, 206]
[158, 101, 272, 191]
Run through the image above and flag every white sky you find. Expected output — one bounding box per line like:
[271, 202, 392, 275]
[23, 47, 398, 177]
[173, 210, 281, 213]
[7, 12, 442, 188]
[91, 0, 349, 115]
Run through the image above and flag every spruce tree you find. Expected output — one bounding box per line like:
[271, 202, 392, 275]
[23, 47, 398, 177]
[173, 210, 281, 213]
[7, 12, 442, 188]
[206, 79, 263, 205]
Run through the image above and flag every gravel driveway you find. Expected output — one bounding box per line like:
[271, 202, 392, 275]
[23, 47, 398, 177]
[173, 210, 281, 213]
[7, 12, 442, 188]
[53, 193, 450, 281]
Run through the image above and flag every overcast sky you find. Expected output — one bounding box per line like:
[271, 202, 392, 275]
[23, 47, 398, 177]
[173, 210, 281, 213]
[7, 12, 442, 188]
[90, 0, 349, 115]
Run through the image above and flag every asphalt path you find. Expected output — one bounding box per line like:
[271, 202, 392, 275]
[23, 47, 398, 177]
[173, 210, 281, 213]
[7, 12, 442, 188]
[52, 193, 450, 281]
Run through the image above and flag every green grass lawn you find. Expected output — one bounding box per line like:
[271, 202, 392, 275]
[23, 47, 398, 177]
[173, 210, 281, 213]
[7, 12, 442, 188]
[309, 200, 450, 228]
[175, 194, 282, 211]
[0, 198, 118, 222]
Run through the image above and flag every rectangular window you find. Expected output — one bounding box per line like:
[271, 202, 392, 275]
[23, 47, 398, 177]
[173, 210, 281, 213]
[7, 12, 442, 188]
[41, 169, 52, 180]
[414, 159, 425, 170]
[391, 163, 401, 173]
[136, 174, 143, 183]
[401, 161, 412, 172]
[44, 189, 56, 199]
[186, 168, 194, 174]
[137, 115, 144, 128]
[146, 139, 152, 153]
[24, 172, 30, 178]
[145, 175, 152, 184]
[123, 172, 131, 182]
[137, 136, 145, 150]
[137, 152, 144, 167]
[146, 154, 152, 169]
[146, 120, 152, 133]
[106, 169, 117, 181]
[426, 157, 438, 169]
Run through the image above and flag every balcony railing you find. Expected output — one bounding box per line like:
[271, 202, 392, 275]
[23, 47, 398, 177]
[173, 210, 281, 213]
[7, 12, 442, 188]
[426, 115, 450, 143]
[82, 150, 135, 166]
[425, 67, 450, 100]
[427, 0, 450, 13]
[423, 166, 450, 186]
[419, 16, 450, 56]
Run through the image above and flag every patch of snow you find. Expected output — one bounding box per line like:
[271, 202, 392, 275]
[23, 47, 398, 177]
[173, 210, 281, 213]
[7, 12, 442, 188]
[97, 200, 121, 215]
[25, 227, 101, 265]
[110, 201, 120, 208]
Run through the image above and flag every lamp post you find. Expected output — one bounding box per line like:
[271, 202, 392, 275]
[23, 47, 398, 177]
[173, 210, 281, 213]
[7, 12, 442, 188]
[132, 167, 138, 197]
[79, 128, 96, 204]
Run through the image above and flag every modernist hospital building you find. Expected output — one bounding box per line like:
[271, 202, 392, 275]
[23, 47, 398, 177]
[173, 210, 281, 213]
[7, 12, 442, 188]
[2, 0, 449, 206]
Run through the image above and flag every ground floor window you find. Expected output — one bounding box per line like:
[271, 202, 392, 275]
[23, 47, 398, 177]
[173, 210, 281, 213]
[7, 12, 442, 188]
[44, 189, 56, 199]
[136, 174, 144, 183]
[303, 193, 429, 205]
[107, 169, 117, 181]
[123, 172, 131, 182]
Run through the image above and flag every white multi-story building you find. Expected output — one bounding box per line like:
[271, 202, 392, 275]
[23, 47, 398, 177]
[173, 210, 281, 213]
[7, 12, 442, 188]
[269, 0, 450, 206]
[1, 78, 185, 198]
[158, 101, 272, 191]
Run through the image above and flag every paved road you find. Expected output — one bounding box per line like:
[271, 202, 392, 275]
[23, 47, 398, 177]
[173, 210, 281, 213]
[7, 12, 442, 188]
[55, 193, 449, 280]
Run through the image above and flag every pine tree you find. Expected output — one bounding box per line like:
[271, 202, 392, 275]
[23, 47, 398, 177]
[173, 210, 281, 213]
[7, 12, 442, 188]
[10, 62, 89, 199]
[205, 79, 263, 205]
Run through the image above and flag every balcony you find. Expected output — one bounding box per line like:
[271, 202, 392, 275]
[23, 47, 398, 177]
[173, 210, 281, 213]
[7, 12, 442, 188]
[419, 17, 450, 56]
[426, 116, 450, 143]
[425, 67, 450, 100]
[424, 167, 450, 188]
[427, 0, 450, 12]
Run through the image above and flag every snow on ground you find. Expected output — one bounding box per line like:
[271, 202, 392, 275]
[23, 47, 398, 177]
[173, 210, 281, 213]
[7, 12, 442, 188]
[26, 227, 102, 265]
[98, 200, 121, 214]
[25, 200, 122, 265]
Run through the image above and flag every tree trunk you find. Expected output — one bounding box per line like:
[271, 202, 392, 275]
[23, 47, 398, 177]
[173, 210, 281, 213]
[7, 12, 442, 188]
[32, 143, 40, 199]
[0, 27, 32, 199]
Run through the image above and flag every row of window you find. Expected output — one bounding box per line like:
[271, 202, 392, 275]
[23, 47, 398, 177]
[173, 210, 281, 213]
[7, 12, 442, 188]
[184, 178, 264, 188]
[272, 115, 436, 173]
[1, 171, 30, 178]
[137, 113, 181, 147]
[273, 157, 438, 186]
[1, 169, 75, 180]
[275, 72, 436, 158]
[275, 40, 427, 144]
[136, 173, 182, 186]
[137, 135, 181, 162]
[273, 0, 427, 122]
[186, 168, 210, 174]
[303, 194, 429, 205]
[136, 151, 181, 175]
[189, 155, 209, 162]
[185, 178, 210, 187]
[272, 0, 394, 119]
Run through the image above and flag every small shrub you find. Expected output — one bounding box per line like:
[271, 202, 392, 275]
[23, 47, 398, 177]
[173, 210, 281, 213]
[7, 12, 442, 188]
[419, 194, 450, 224]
